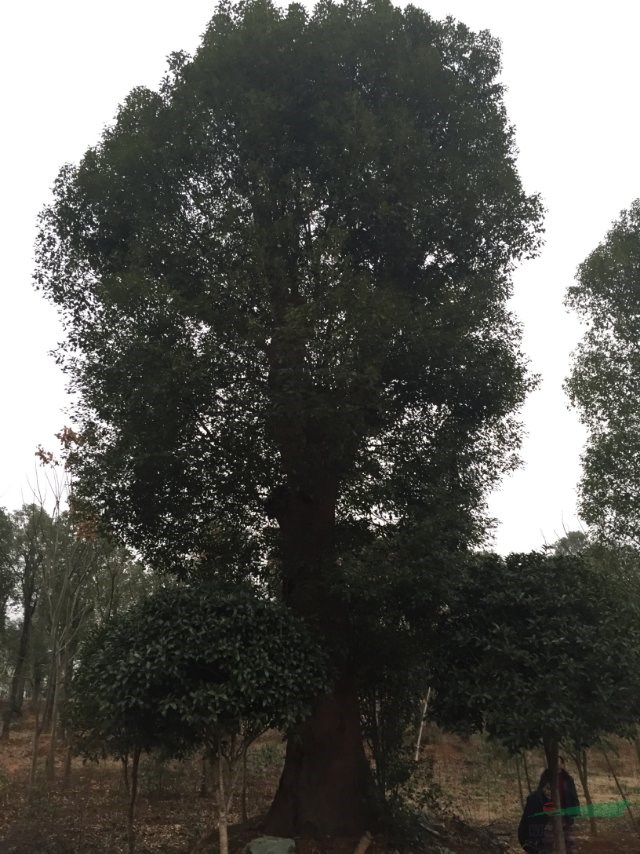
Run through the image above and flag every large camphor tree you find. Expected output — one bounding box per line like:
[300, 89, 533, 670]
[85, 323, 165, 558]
[35, 0, 542, 834]
[567, 199, 640, 545]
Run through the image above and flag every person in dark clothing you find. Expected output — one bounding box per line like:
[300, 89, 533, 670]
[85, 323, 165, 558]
[518, 770, 553, 854]
[558, 756, 580, 810]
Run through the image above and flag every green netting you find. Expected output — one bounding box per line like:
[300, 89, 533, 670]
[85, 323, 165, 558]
[534, 801, 629, 819]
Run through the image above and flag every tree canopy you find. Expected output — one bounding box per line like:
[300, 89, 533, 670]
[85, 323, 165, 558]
[36, 0, 542, 575]
[35, 0, 543, 834]
[566, 199, 640, 545]
[428, 551, 640, 753]
[68, 582, 327, 853]
[427, 549, 640, 854]
[68, 582, 328, 760]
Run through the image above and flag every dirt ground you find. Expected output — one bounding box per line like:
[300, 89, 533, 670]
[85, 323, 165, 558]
[1, 713, 640, 853]
[423, 725, 640, 853]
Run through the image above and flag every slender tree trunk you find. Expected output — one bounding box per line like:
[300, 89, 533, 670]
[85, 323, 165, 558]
[218, 753, 229, 854]
[515, 754, 525, 809]
[573, 749, 597, 837]
[128, 746, 141, 854]
[353, 832, 373, 854]
[241, 746, 248, 823]
[414, 687, 431, 762]
[15, 667, 27, 716]
[633, 729, 640, 773]
[2, 529, 42, 741]
[28, 682, 44, 798]
[122, 754, 130, 794]
[42, 670, 56, 733]
[62, 742, 73, 790]
[1, 612, 33, 741]
[543, 734, 566, 854]
[601, 747, 635, 825]
[211, 755, 219, 807]
[199, 754, 209, 798]
[45, 653, 64, 781]
[522, 751, 532, 793]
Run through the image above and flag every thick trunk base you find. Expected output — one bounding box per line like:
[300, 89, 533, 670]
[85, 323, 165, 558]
[265, 682, 374, 837]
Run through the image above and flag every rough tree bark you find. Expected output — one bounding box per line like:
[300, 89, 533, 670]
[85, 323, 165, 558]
[264, 480, 375, 835]
[265, 679, 373, 835]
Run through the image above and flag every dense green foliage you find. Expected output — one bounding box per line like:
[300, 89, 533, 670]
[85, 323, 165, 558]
[67, 583, 328, 760]
[0, 508, 15, 636]
[36, 0, 542, 576]
[428, 551, 640, 752]
[0, 493, 150, 745]
[566, 199, 640, 545]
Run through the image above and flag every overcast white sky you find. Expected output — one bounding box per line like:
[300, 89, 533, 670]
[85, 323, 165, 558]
[1, 0, 638, 552]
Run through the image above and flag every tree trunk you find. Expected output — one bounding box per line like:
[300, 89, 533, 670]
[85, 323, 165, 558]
[515, 754, 525, 810]
[414, 688, 431, 762]
[241, 746, 248, 823]
[199, 754, 209, 798]
[601, 747, 635, 826]
[62, 743, 73, 790]
[543, 734, 566, 854]
[45, 652, 64, 781]
[218, 752, 229, 854]
[1, 610, 33, 741]
[128, 746, 141, 854]
[633, 729, 640, 774]
[522, 751, 532, 793]
[41, 671, 56, 733]
[573, 749, 597, 837]
[265, 474, 375, 835]
[265, 679, 374, 836]
[15, 666, 27, 716]
[122, 754, 130, 794]
[28, 681, 44, 798]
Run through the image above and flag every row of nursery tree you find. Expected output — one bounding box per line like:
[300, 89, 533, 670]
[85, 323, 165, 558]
[4, 1, 640, 853]
[4, 491, 640, 854]
[0, 474, 152, 770]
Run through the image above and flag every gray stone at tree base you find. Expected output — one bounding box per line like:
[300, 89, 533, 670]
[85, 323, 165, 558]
[244, 836, 296, 854]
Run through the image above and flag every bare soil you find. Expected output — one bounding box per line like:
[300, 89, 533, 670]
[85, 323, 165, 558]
[422, 724, 640, 853]
[1, 712, 639, 852]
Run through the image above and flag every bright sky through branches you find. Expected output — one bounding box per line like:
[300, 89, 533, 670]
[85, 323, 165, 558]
[2, 0, 639, 553]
